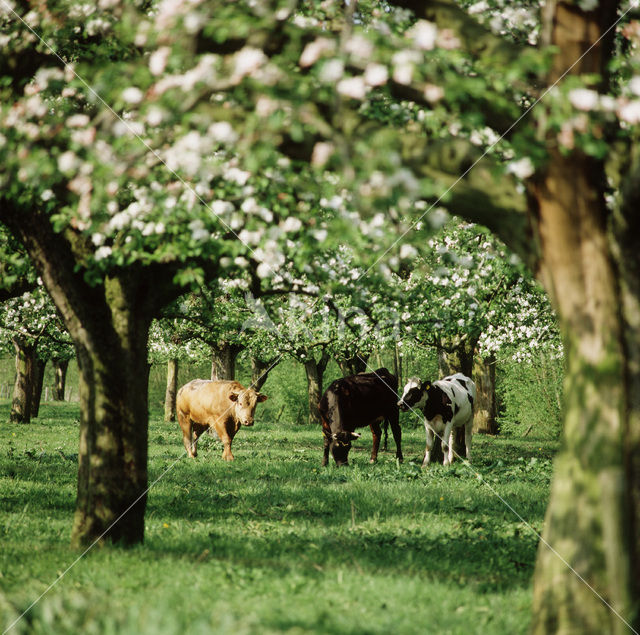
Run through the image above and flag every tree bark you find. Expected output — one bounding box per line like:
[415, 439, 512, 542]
[67, 275, 156, 548]
[30, 356, 46, 418]
[529, 153, 638, 633]
[251, 356, 278, 392]
[164, 358, 178, 422]
[10, 337, 35, 423]
[52, 357, 69, 401]
[304, 351, 330, 426]
[472, 354, 497, 434]
[527, 3, 639, 632]
[210, 341, 242, 381]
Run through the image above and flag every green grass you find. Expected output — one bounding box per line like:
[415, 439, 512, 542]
[0, 400, 557, 634]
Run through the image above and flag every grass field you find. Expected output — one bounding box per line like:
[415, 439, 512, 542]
[0, 400, 557, 634]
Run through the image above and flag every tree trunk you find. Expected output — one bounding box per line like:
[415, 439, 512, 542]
[529, 157, 638, 632]
[437, 337, 474, 377]
[210, 341, 241, 381]
[304, 351, 330, 426]
[164, 358, 178, 422]
[52, 357, 69, 401]
[528, 3, 639, 631]
[70, 279, 153, 548]
[1, 204, 182, 549]
[472, 354, 497, 434]
[251, 356, 278, 392]
[10, 337, 35, 423]
[30, 356, 46, 418]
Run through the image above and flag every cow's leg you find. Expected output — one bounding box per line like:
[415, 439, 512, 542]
[369, 421, 382, 463]
[178, 411, 197, 457]
[322, 434, 331, 466]
[388, 411, 403, 463]
[422, 423, 434, 467]
[212, 420, 234, 461]
[464, 419, 473, 463]
[321, 420, 332, 466]
[442, 421, 454, 466]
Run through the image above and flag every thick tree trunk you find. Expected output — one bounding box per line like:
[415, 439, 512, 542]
[10, 337, 35, 423]
[164, 358, 178, 422]
[304, 352, 330, 426]
[530, 151, 638, 633]
[251, 356, 278, 392]
[52, 357, 69, 401]
[1, 203, 182, 549]
[210, 341, 241, 381]
[472, 354, 497, 434]
[529, 3, 638, 632]
[71, 280, 152, 548]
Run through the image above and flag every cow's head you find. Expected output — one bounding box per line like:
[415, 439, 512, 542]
[229, 389, 268, 426]
[398, 377, 429, 412]
[330, 430, 361, 466]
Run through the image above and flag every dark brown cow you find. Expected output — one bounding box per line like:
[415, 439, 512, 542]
[318, 367, 402, 466]
[176, 379, 267, 460]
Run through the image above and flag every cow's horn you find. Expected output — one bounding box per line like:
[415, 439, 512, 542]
[349, 432, 361, 439]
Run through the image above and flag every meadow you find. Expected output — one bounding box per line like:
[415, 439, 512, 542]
[0, 396, 558, 635]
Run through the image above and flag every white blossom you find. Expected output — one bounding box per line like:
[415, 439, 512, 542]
[281, 217, 302, 233]
[299, 37, 335, 67]
[568, 88, 599, 111]
[400, 244, 417, 260]
[319, 59, 344, 83]
[337, 76, 367, 100]
[122, 86, 144, 104]
[208, 121, 237, 144]
[364, 63, 388, 87]
[149, 47, 170, 76]
[211, 200, 234, 215]
[311, 141, 334, 167]
[619, 100, 640, 124]
[233, 47, 267, 79]
[408, 21, 437, 50]
[507, 157, 535, 179]
[57, 151, 80, 174]
[94, 245, 112, 260]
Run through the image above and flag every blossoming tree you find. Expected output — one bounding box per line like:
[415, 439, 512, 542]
[1, 1, 640, 629]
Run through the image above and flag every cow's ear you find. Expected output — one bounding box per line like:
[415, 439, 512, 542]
[229, 393, 239, 402]
[256, 393, 268, 402]
[424, 381, 431, 391]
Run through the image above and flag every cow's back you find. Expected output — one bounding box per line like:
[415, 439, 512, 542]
[435, 374, 476, 424]
[177, 379, 243, 423]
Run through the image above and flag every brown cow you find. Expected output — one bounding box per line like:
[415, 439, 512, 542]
[176, 379, 267, 460]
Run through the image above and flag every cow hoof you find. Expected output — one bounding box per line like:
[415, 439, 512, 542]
[369, 458, 377, 464]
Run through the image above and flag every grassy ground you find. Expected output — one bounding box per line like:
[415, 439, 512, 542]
[0, 400, 557, 634]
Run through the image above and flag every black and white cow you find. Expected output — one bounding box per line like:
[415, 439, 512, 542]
[398, 373, 476, 467]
